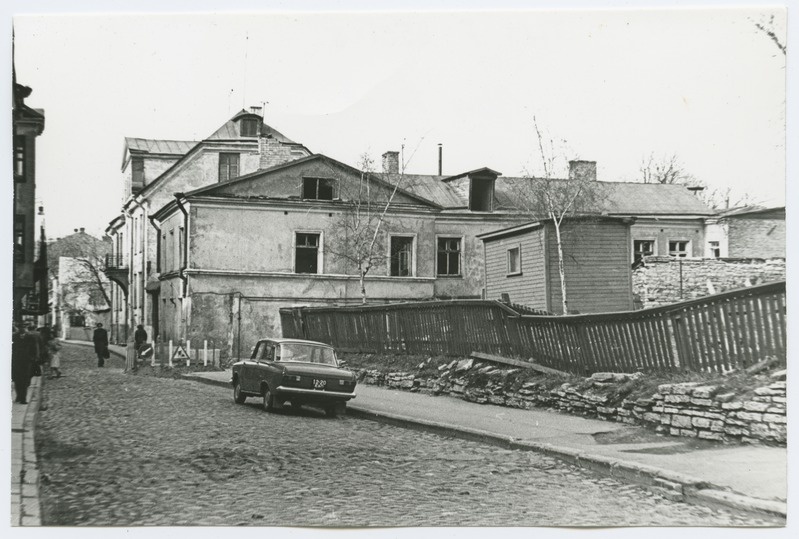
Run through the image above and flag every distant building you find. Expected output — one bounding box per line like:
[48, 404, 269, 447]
[13, 73, 46, 321]
[704, 206, 785, 259]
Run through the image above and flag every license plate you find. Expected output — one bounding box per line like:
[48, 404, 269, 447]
[313, 379, 327, 390]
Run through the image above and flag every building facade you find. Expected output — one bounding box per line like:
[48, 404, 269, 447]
[12, 77, 46, 321]
[104, 107, 311, 344]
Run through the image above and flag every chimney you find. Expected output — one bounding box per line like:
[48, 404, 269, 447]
[249, 105, 263, 117]
[438, 143, 443, 176]
[382, 151, 399, 175]
[80, 227, 85, 233]
[74, 228, 78, 233]
[568, 160, 597, 181]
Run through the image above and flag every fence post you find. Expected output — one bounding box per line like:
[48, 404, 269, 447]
[203, 340, 208, 367]
[168, 340, 173, 368]
[187, 339, 192, 367]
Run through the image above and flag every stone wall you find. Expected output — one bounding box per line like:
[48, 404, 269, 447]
[356, 358, 787, 446]
[632, 256, 785, 309]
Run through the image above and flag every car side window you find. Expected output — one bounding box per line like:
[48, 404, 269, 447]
[265, 344, 275, 362]
[251, 342, 264, 360]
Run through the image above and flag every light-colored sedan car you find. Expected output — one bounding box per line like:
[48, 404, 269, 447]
[231, 338, 356, 417]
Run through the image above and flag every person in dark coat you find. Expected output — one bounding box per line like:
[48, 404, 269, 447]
[134, 325, 148, 353]
[93, 323, 109, 367]
[12, 323, 37, 404]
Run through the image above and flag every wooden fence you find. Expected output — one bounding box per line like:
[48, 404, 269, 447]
[280, 281, 786, 374]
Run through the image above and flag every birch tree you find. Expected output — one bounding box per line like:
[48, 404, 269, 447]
[509, 117, 603, 315]
[328, 153, 405, 304]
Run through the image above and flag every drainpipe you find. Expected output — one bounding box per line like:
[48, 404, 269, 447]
[173, 193, 189, 297]
[148, 215, 163, 342]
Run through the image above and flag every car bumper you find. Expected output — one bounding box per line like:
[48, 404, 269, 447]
[275, 386, 356, 400]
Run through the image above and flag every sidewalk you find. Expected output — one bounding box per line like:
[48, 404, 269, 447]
[185, 368, 787, 518]
[11, 340, 128, 526]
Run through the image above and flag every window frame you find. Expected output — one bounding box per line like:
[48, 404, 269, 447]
[14, 214, 25, 263]
[436, 235, 463, 277]
[506, 244, 522, 276]
[240, 118, 259, 137]
[294, 231, 324, 274]
[633, 239, 656, 262]
[668, 239, 691, 258]
[389, 234, 416, 277]
[14, 135, 26, 182]
[218, 152, 240, 182]
[708, 241, 721, 258]
[302, 177, 337, 200]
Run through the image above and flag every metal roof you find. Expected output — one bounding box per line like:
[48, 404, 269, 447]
[125, 138, 197, 156]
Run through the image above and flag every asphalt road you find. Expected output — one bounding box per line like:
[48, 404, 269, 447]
[34, 343, 781, 527]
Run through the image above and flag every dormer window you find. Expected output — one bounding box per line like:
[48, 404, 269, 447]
[303, 177, 336, 200]
[469, 177, 495, 211]
[241, 118, 259, 137]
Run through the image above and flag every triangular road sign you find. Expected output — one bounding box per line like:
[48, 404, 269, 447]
[172, 345, 189, 360]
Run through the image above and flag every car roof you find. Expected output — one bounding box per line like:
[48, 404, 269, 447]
[261, 338, 334, 348]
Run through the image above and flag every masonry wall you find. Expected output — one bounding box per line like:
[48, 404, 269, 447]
[632, 256, 786, 309]
[727, 216, 786, 259]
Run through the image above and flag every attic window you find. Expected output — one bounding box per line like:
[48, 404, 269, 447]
[241, 118, 259, 137]
[469, 178, 494, 212]
[303, 177, 336, 200]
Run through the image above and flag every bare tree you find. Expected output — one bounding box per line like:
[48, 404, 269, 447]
[639, 152, 696, 185]
[754, 14, 786, 56]
[509, 117, 604, 315]
[48, 233, 113, 310]
[328, 153, 406, 304]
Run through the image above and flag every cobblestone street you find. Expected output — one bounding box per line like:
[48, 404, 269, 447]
[34, 344, 781, 527]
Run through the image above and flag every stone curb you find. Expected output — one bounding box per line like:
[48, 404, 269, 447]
[12, 376, 43, 527]
[184, 373, 787, 520]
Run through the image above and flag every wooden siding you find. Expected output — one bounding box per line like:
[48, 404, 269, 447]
[483, 227, 547, 310]
[547, 220, 632, 314]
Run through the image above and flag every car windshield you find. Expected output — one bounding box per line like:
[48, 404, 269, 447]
[278, 343, 338, 366]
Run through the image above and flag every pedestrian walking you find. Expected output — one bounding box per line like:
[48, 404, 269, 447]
[134, 324, 148, 354]
[93, 323, 109, 367]
[49, 339, 63, 378]
[11, 323, 37, 404]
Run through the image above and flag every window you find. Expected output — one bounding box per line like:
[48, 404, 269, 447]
[131, 157, 144, 187]
[14, 215, 25, 263]
[69, 313, 86, 327]
[219, 153, 240, 182]
[437, 237, 462, 276]
[177, 227, 185, 270]
[633, 240, 655, 262]
[295, 233, 321, 274]
[669, 240, 690, 258]
[469, 178, 494, 211]
[507, 246, 521, 275]
[14, 136, 26, 182]
[390, 236, 414, 277]
[302, 177, 336, 200]
[241, 118, 259, 137]
[709, 241, 721, 258]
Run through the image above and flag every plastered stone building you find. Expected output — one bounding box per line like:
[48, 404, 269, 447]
[104, 107, 311, 344]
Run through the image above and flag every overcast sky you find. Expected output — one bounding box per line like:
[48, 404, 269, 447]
[6, 1, 790, 240]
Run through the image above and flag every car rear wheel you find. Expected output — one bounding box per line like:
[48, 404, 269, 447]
[326, 402, 346, 418]
[262, 385, 274, 412]
[233, 380, 246, 404]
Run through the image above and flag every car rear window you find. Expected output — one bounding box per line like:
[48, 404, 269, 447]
[278, 343, 337, 366]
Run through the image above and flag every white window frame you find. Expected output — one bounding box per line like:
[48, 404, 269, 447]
[293, 230, 324, 274]
[436, 235, 463, 277]
[633, 238, 656, 262]
[388, 234, 417, 277]
[507, 244, 522, 276]
[668, 239, 691, 258]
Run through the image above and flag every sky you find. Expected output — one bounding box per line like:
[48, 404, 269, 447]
[5, 1, 790, 243]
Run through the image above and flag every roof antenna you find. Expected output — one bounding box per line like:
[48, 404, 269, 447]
[242, 32, 249, 109]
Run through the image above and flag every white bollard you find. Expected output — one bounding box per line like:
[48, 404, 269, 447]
[151, 340, 157, 367]
[168, 340, 173, 368]
[203, 340, 208, 367]
[187, 339, 192, 367]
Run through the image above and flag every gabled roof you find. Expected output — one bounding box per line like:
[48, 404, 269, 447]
[398, 173, 715, 216]
[206, 109, 300, 144]
[179, 154, 442, 209]
[441, 167, 502, 182]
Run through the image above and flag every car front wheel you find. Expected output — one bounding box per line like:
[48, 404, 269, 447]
[262, 385, 274, 412]
[233, 380, 246, 404]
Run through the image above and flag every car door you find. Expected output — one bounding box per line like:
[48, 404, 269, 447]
[256, 341, 279, 391]
[242, 341, 266, 393]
